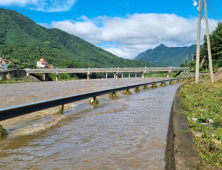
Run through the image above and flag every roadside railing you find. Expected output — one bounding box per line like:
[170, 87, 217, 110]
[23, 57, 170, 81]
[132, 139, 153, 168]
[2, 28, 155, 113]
[0, 77, 191, 121]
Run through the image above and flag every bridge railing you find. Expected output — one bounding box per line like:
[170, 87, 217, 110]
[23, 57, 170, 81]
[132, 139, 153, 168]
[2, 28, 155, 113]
[25, 67, 188, 73]
[0, 77, 191, 121]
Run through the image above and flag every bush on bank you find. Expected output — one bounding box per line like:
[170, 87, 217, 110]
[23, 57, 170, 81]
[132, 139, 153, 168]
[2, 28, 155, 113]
[181, 76, 222, 168]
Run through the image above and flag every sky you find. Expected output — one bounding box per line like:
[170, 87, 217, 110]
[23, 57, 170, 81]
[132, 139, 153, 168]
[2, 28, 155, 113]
[0, 0, 221, 59]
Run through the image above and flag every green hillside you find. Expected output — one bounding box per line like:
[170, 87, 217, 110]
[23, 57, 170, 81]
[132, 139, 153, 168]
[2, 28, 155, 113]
[134, 44, 197, 67]
[0, 8, 151, 68]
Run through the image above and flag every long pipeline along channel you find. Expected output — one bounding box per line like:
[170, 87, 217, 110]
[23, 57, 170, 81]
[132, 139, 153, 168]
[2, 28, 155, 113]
[0, 77, 186, 169]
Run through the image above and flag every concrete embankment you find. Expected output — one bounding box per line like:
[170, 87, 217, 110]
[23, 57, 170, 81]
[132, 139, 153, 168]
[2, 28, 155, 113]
[165, 85, 200, 169]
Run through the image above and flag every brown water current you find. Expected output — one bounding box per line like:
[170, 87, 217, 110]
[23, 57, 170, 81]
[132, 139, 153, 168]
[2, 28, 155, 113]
[0, 78, 181, 169]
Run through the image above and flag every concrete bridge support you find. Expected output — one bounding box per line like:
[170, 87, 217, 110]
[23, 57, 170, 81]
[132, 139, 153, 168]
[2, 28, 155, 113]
[129, 73, 130, 78]
[122, 73, 123, 78]
[141, 72, 145, 79]
[135, 73, 137, 78]
[167, 72, 170, 78]
[115, 73, 119, 80]
[56, 75, 59, 82]
[6, 72, 14, 80]
[87, 74, 90, 80]
[26, 72, 30, 76]
[106, 72, 107, 79]
[0, 72, 6, 81]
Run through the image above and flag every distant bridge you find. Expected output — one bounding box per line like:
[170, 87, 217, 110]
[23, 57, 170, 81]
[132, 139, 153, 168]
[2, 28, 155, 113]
[25, 67, 188, 81]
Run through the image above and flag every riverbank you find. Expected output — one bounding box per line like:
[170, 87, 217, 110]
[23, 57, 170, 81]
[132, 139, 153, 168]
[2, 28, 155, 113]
[180, 76, 222, 169]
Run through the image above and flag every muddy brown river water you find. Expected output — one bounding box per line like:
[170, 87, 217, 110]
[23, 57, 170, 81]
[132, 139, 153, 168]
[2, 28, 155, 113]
[0, 78, 181, 169]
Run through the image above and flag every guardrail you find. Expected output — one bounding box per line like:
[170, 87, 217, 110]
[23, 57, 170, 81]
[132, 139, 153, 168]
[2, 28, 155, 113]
[0, 77, 190, 121]
[25, 67, 188, 74]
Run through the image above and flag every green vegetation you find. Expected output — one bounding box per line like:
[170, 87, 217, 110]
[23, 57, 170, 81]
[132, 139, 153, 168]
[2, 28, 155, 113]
[142, 85, 148, 89]
[181, 77, 222, 168]
[123, 89, 131, 95]
[88, 97, 99, 106]
[0, 77, 32, 84]
[200, 23, 222, 69]
[151, 83, 157, 88]
[109, 92, 119, 99]
[134, 44, 197, 66]
[0, 125, 8, 140]
[0, 8, 151, 72]
[134, 87, 140, 93]
[160, 81, 167, 87]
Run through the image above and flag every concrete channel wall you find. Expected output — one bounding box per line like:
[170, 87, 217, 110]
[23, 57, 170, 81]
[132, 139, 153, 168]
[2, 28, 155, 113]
[165, 85, 200, 170]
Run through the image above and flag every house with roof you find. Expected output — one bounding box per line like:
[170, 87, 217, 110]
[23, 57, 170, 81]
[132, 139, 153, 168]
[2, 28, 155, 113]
[37, 58, 48, 68]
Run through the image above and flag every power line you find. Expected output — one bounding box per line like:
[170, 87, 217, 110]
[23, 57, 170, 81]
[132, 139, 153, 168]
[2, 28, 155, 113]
[210, 0, 222, 20]
[206, 0, 221, 21]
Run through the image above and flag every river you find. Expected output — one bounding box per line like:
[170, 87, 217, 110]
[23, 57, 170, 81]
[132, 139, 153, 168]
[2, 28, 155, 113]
[0, 78, 181, 169]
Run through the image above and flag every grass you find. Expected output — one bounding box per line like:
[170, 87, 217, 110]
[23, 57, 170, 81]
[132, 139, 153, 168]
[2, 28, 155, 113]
[134, 87, 140, 93]
[88, 97, 99, 106]
[123, 89, 131, 95]
[109, 92, 119, 99]
[181, 76, 222, 168]
[0, 78, 32, 84]
[0, 125, 8, 140]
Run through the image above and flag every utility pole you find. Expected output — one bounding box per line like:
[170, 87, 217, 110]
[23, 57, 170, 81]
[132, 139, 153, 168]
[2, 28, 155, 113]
[204, 0, 214, 83]
[195, 0, 202, 84]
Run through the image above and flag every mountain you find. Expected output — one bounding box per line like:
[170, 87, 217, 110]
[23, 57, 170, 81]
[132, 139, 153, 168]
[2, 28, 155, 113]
[0, 8, 151, 68]
[134, 44, 197, 67]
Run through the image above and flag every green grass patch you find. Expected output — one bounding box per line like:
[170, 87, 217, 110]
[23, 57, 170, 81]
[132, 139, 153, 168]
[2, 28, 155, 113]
[181, 76, 222, 168]
[0, 78, 32, 84]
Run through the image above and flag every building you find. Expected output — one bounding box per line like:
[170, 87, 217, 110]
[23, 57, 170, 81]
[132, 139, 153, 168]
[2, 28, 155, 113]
[37, 58, 48, 68]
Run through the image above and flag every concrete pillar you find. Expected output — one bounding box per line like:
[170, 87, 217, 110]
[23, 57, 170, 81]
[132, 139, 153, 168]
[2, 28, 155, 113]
[41, 73, 46, 81]
[166, 72, 170, 78]
[87, 74, 90, 80]
[56, 74, 59, 81]
[129, 73, 130, 78]
[141, 72, 145, 79]
[135, 73, 137, 78]
[115, 73, 119, 80]
[114, 74, 115, 78]
[106, 72, 108, 79]
[26, 72, 30, 76]
[0, 73, 6, 81]
[122, 73, 123, 78]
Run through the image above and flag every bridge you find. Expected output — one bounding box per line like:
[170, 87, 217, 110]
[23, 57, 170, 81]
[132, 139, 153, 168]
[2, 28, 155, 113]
[0, 67, 188, 81]
[25, 67, 188, 81]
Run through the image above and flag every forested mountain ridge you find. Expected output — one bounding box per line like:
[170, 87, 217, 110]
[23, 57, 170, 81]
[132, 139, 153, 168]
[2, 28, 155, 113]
[0, 8, 151, 68]
[134, 44, 197, 67]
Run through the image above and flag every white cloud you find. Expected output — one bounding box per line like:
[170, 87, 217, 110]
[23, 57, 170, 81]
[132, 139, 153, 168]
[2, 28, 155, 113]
[48, 13, 219, 59]
[0, 0, 76, 12]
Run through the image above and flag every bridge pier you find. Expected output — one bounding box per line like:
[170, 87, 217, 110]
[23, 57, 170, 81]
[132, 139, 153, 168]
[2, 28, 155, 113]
[56, 74, 59, 81]
[122, 73, 123, 78]
[141, 72, 145, 79]
[0, 72, 6, 81]
[115, 73, 119, 80]
[129, 73, 130, 78]
[135, 73, 137, 78]
[166, 72, 170, 78]
[87, 74, 90, 80]
[106, 72, 107, 79]
[26, 72, 30, 76]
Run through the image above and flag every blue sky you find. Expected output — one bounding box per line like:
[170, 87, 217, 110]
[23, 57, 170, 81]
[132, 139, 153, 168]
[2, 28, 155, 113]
[0, 0, 221, 59]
